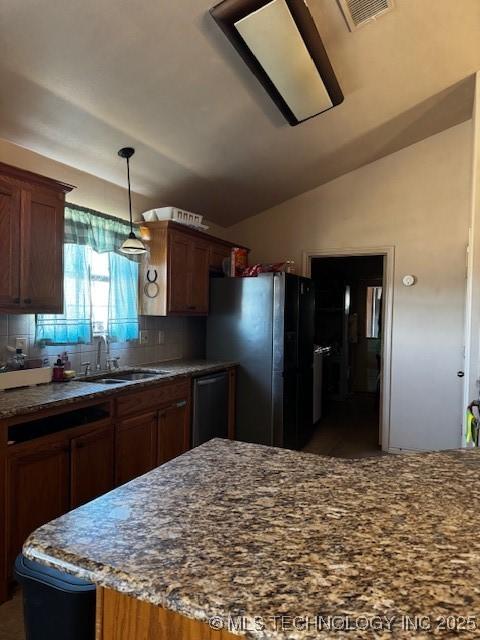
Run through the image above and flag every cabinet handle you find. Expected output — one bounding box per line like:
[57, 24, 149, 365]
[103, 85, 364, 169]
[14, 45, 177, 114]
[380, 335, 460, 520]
[175, 400, 187, 408]
[13, 297, 20, 304]
[24, 298, 32, 304]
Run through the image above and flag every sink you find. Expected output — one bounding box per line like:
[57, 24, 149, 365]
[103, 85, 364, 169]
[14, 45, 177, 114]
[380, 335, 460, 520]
[82, 370, 168, 384]
[92, 378, 129, 385]
[116, 372, 161, 381]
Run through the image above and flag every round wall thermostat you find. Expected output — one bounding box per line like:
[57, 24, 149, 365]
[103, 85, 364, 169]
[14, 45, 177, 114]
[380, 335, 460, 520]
[402, 275, 416, 287]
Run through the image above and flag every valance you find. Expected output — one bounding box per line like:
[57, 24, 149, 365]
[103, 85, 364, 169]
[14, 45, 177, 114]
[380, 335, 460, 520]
[64, 204, 137, 258]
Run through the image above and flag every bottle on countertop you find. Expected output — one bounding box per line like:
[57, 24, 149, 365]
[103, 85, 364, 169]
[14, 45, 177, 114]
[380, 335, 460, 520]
[61, 351, 71, 370]
[52, 356, 65, 382]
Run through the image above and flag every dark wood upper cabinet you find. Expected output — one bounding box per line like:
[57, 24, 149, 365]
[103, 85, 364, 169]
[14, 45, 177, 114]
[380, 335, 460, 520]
[187, 238, 209, 314]
[70, 425, 114, 509]
[168, 230, 191, 313]
[139, 220, 248, 317]
[209, 242, 231, 273]
[0, 178, 21, 307]
[0, 162, 74, 314]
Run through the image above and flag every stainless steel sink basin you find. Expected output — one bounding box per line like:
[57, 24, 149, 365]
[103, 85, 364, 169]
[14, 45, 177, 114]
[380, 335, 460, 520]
[117, 372, 161, 381]
[82, 370, 169, 384]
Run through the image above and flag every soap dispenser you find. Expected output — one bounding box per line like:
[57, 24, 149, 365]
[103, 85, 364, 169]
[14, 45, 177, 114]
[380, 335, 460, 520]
[52, 356, 65, 382]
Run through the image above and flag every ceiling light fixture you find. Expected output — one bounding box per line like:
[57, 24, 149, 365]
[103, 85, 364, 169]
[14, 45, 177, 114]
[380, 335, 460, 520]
[118, 146, 147, 255]
[210, 0, 343, 126]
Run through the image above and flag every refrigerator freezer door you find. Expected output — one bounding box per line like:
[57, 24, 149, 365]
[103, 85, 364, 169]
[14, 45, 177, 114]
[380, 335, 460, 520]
[298, 278, 315, 370]
[207, 276, 275, 445]
[297, 368, 314, 448]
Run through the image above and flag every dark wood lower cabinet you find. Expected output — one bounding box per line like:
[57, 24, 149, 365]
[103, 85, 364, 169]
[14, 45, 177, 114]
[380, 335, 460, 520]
[6, 441, 70, 572]
[157, 400, 189, 465]
[115, 413, 158, 486]
[70, 425, 114, 509]
[0, 371, 234, 602]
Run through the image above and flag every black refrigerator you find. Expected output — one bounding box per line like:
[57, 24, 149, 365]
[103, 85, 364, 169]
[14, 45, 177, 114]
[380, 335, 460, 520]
[206, 272, 314, 450]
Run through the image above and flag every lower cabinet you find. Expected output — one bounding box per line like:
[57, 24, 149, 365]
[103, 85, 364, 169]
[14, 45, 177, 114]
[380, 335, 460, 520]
[70, 425, 114, 509]
[115, 412, 158, 486]
[115, 397, 190, 486]
[6, 441, 70, 572]
[157, 400, 189, 465]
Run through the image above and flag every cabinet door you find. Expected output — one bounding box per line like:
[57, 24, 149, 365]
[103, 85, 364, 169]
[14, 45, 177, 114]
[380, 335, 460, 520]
[115, 413, 157, 486]
[168, 230, 190, 313]
[157, 400, 189, 465]
[188, 240, 209, 313]
[6, 441, 69, 569]
[20, 185, 64, 312]
[0, 177, 21, 309]
[209, 243, 231, 273]
[71, 426, 114, 509]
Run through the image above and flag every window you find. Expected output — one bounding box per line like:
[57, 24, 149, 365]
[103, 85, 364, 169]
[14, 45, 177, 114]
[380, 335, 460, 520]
[90, 249, 110, 335]
[366, 286, 382, 339]
[36, 205, 140, 345]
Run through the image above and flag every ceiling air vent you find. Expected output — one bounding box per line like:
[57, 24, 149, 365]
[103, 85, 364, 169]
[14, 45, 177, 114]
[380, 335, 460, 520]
[337, 0, 394, 31]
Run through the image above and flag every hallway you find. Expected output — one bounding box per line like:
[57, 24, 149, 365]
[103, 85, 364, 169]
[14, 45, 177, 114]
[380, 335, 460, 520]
[304, 394, 386, 459]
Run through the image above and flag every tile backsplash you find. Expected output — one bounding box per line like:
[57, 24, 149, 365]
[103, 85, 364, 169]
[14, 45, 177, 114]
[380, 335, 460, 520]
[0, 315, 206, 373]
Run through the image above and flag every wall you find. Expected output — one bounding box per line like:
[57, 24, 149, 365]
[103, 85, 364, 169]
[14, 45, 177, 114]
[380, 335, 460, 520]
[463, 72, 480, 433]
[0, 137, 159, 221]
[224, 122, 473, 451]
[0, 314, 206, 373]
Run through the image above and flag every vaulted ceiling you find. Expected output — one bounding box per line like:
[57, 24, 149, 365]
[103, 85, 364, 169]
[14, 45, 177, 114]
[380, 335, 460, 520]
[0, 0, 478, 225]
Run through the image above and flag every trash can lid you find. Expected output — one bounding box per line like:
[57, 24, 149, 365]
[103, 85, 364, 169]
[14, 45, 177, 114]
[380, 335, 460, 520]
[14, 554, 95, 593]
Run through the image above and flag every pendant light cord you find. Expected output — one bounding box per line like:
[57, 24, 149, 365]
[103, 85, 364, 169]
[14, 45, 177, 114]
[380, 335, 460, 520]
[126, 156, 133, 234]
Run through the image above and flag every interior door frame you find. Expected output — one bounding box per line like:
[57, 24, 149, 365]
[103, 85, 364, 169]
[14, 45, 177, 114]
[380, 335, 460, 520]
[302, 246, 394, 451]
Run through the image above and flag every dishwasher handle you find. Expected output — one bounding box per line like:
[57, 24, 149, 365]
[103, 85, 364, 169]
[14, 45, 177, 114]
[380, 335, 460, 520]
[195, 372, 228, 386]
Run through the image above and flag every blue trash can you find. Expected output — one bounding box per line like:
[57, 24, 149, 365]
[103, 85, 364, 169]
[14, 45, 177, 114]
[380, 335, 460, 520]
[14, 554, 95, 640]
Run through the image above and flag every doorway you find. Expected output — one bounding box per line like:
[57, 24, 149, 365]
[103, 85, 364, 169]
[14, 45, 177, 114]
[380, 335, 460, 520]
[303, 249, 393, 457]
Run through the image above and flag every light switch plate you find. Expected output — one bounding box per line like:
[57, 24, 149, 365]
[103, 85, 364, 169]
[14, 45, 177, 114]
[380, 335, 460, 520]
[139, 330, 149, 345]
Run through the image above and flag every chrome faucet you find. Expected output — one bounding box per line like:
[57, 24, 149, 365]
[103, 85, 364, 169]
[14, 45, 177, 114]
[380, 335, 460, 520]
[96, 335, 110, 371]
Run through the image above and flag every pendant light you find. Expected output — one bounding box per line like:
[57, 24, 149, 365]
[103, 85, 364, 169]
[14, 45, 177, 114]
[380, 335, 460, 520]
[118, 147, 147, 255]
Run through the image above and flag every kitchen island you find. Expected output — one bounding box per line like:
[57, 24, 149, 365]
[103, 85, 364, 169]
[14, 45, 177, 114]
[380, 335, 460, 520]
[24, 439, 480, 639]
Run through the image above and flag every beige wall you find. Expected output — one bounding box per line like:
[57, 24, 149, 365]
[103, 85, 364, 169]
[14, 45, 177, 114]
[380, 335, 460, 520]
[225, 122, 473, 451]
[0, 137, 156, 221]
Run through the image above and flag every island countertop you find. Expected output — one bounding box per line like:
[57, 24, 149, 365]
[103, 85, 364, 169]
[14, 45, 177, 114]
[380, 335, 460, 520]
[24, 439, 480, 639]
[0, 359, 237, 420]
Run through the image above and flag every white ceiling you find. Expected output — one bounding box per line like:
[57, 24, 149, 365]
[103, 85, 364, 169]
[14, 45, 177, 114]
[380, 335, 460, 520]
[0, 0, 478, 225]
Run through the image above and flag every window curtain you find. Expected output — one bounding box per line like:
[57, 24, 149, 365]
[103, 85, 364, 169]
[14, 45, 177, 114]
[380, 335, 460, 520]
[36, 204, 140, 345]
[108, 252, 139, 343]
[36, 243, 92, 344]
[64, 204, 139, 258]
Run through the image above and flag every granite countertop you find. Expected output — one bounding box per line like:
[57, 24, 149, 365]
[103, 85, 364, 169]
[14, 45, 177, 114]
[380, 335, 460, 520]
[24, 439, 480, 639]
[0, 360, 236, 420]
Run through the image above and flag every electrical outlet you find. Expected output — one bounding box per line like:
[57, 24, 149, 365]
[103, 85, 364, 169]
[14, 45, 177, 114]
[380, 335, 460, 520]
[15, 337, 28, 352]
[139, 330, 149, 345]
[158, 330, 165, 345]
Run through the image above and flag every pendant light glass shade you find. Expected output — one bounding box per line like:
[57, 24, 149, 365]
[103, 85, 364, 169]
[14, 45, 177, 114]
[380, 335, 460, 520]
[120, 231, 148, 255]
[118, 146, 146, 255]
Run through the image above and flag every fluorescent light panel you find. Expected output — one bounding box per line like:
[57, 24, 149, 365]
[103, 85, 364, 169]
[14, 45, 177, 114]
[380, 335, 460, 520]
[234, 0, 333, 121]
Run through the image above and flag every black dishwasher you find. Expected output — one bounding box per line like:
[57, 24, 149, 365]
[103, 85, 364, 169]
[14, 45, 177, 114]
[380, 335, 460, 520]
[192, 372, 229, 447]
